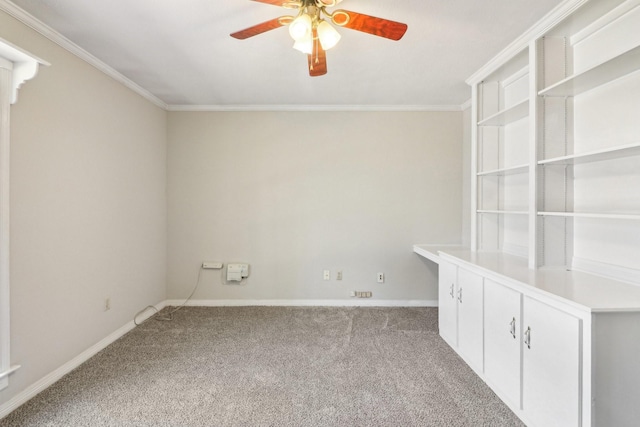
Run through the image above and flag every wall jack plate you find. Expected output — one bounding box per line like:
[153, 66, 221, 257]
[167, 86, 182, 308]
[203, 262, 223, 269]
[351, 291, 372, 298]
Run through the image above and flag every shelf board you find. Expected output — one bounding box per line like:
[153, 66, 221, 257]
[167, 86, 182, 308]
[538, 141, 640, 165]
[538, 211, 640, 221]
[477, 99, 529, 126]
[477, 210, 529, 215]
[477, 164, 529, 176]
[538, 44, 640, 97]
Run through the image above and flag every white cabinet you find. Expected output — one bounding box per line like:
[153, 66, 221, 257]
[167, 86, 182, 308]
[456, 268, 483, 371]
[414, 244, 640, 427]
[436, 257, 584, 427]
[437, 260, 457, 346]
[437, 260, 483, 372]
[484, 280, 581, 426]
[484, 279, 522, 409]
[522, 296, 581, 427]
[413, 247, 640, 427]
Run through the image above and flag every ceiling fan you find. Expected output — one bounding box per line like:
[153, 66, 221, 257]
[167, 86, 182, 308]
[230, 0, 408, 77]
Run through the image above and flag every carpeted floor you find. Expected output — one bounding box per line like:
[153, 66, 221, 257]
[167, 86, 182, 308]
[0, 307, 524, 426]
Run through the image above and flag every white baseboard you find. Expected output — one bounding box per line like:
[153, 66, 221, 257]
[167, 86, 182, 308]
[0, 300, 166, 420]
[165, 299, 438, 307]
[572, 257, 640, 287]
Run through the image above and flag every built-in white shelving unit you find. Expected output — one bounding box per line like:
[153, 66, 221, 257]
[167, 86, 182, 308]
[471, 0, 640, 273]
[416, 1, 640, 426]
[472, 44, 531, 259]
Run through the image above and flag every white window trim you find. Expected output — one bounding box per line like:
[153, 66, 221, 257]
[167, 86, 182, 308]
[0, 38, 46, 391]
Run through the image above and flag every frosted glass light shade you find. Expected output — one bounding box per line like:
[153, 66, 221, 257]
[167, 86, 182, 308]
[293, 33, 313, 54]
[289, 15, 312, 41]
[317, 21, 341, 50]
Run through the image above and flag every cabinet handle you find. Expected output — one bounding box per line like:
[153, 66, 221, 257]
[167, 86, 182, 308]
[457, 288, 463, 303]
[509, 317, 516, 339]
[524, 326, 531, 349]
[449, 284, 455, 299]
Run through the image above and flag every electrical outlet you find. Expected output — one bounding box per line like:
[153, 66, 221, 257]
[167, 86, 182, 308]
[336, 271, 343, 280]
[323, 270, 330, 281]
[105, 298, 111, 311]
[377, 273, 384, 283]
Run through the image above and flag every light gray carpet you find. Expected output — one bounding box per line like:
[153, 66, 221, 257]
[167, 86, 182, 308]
[1, 307, 524, 426]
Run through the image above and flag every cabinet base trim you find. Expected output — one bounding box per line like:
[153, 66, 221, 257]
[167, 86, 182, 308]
[503, 242, 529, 259]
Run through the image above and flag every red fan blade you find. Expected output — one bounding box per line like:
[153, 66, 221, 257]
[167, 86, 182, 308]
[333, 9, 407, 41]
[251, 0, 288, 5]
[230, 17, 289, 39]
[307, 31, 327, 77]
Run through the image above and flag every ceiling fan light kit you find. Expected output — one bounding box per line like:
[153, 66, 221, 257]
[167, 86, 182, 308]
[289, 13, 312, 41]
[316, 20, 341, 50]
[230, 0, 408, 76]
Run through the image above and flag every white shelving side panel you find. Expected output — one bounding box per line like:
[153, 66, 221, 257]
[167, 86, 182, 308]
[477, 99, 529, 126]
[538, 44, 640, 97]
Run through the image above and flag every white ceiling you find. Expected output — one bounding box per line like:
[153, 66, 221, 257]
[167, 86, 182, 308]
[8, 0, 564, 108]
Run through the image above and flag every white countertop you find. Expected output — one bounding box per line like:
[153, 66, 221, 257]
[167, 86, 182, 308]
[413, 244, 640, 313]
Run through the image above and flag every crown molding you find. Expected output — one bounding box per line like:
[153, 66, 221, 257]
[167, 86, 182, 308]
[466, 0, 590, 85]
[167, 104, 464, 112]
[0, 0, 168, 110]
[460, 98, 472, 111]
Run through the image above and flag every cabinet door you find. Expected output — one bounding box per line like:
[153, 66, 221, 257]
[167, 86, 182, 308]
[522, 296, 581, 427]
[484, 279, 522, 408]
[457, 268, 484, 371]
[438, 260, 457, 347]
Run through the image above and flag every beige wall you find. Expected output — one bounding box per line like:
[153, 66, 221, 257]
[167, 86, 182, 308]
[0, 10, 167, 404]
[167, 111, 462, 302]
